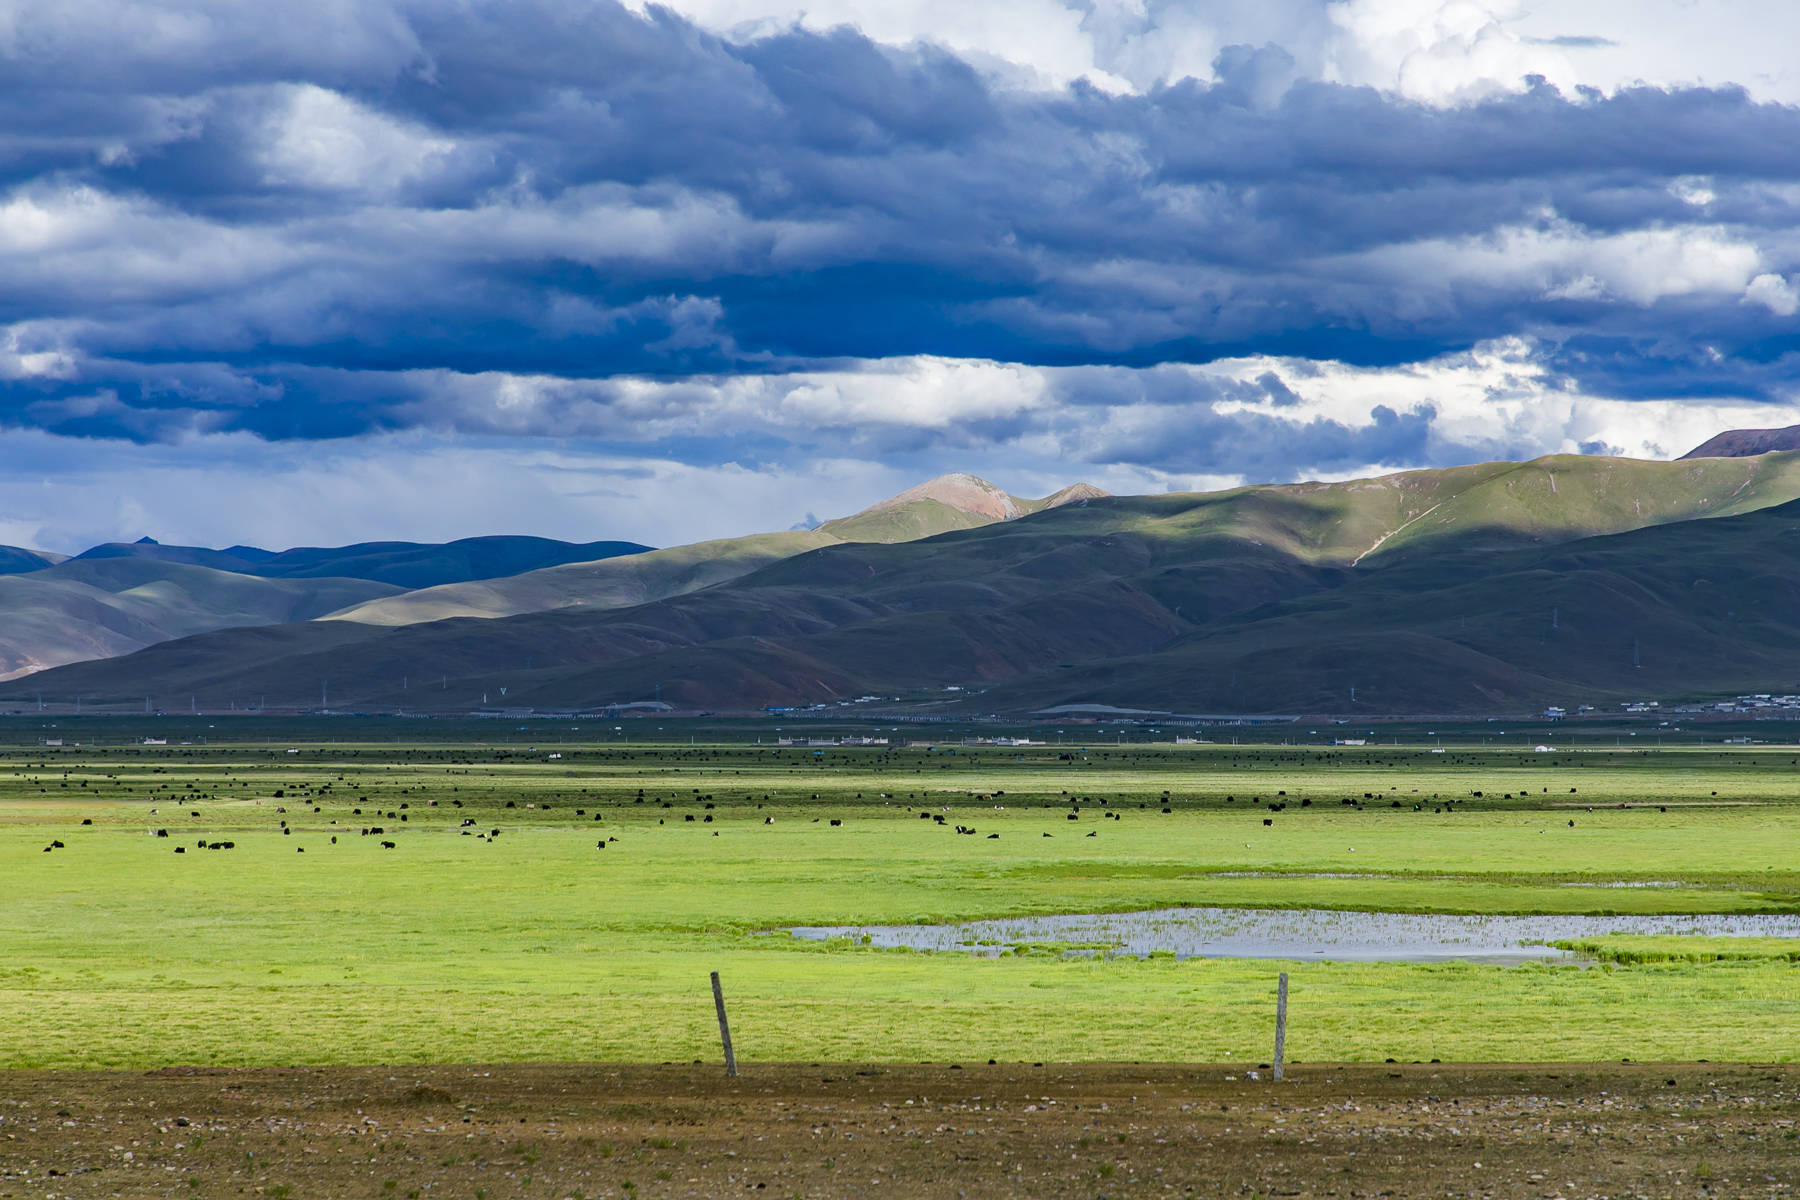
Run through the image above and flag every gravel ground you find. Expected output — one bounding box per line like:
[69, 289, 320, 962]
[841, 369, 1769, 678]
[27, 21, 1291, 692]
[1, 1061, 1796, 1199]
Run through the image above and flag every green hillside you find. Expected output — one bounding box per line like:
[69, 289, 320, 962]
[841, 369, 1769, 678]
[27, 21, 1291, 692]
[450, 492, 1800, 714]
[969, 498, 1800, 714]
[20, 451, 1800, 713]
[814, 498, 995, 543]
[330, 475, 1102, 628]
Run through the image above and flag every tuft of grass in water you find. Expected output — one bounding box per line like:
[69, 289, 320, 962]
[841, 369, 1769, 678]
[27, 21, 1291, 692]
[1555, 935, 1800, 964]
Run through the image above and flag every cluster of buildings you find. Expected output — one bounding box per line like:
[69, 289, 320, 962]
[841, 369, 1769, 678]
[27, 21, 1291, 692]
[1543, 694, 1800, 719]
[1678, 694, 1800, 714]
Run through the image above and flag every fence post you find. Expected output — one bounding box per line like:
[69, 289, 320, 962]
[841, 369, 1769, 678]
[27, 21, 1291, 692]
[1273, 972, 1288, 1082]
[711, 970, 737, 1077]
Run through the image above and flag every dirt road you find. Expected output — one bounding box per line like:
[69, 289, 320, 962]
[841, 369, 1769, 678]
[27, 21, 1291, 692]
[2, 1061, 1795, 1198]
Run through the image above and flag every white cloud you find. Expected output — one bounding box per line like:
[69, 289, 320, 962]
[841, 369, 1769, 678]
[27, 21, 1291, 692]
[620, 0, 1132, 90]
[1505, 0, 1800, 104]
[1744, 272, 1800, 317]
[773, 358, 1048, 427]
[4, 339, 1798, 555]
[0, 183, 303, 306]
[1363, 222, 1765, 308]
[1183, 338, 1800, 465]
[0, 0, 427, 88]
[629, 0, 1800, 104]
[1325, 0, 1573, 102]
[256, 84, 457, 194]
[1669, 176, 1716, 208]
[0, 325, 77, 381]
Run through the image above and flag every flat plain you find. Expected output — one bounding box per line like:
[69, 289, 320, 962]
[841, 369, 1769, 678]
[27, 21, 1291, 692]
[2, 721, 1797, 1069]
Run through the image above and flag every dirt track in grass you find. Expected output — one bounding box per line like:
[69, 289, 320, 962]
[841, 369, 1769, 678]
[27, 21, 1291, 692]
[2, 1062, 1796, 1199]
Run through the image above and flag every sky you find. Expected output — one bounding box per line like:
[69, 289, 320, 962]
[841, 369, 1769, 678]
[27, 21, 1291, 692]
[5, 0, 1800, 552]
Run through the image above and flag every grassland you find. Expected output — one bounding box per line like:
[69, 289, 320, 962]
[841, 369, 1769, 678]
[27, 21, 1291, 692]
[2, 726, 1797, 1070]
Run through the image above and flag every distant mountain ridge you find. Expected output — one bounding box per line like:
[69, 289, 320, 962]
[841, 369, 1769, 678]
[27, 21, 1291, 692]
[0, 534, 651, 680]
[72, 534, 652, 589]
[1681, 424, 1800, 459]
[20, 452, 1800, 713]
[0, 559, 401, 680]
[0, 477, 1097, 680]
[0, 546, 67, 576]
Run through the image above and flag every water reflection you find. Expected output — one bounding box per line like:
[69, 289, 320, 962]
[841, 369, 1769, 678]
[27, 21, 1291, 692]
[789, 908, 1800, 963]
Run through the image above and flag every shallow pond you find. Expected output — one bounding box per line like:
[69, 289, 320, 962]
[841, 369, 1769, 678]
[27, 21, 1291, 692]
[788, 908, 1800, 964]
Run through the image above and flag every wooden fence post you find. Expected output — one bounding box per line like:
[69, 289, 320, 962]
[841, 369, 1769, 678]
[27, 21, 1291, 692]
[1273, 972, 1288, 1082]
[711, 970, 737, 1077]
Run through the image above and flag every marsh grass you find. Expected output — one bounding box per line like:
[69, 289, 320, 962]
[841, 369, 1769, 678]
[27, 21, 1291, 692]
[1554, 935, 1800, 964]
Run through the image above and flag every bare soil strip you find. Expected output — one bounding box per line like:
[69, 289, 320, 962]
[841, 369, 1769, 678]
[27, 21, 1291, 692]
[2, 1062, 1796, 1199]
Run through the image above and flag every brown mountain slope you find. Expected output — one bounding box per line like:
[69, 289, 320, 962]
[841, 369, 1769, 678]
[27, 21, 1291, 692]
[1681, 424, 1800, 459]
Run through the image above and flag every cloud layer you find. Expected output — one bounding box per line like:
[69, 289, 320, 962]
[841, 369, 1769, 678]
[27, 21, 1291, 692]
[2, 0, 1799, 548]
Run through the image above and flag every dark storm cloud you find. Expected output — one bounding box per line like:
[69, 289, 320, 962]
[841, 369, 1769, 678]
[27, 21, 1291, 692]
[3, 0, 1800, 446]
[1523, 35, 1619, 49]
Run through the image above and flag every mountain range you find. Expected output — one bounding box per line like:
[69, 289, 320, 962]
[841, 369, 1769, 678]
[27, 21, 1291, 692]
[0, 479, 1087, 684]
[0, 535, 649, 680]
[8, 438, 1800, 715]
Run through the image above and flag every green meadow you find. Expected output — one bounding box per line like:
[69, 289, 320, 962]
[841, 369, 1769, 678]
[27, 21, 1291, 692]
[2, 730, 1797, 1068]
